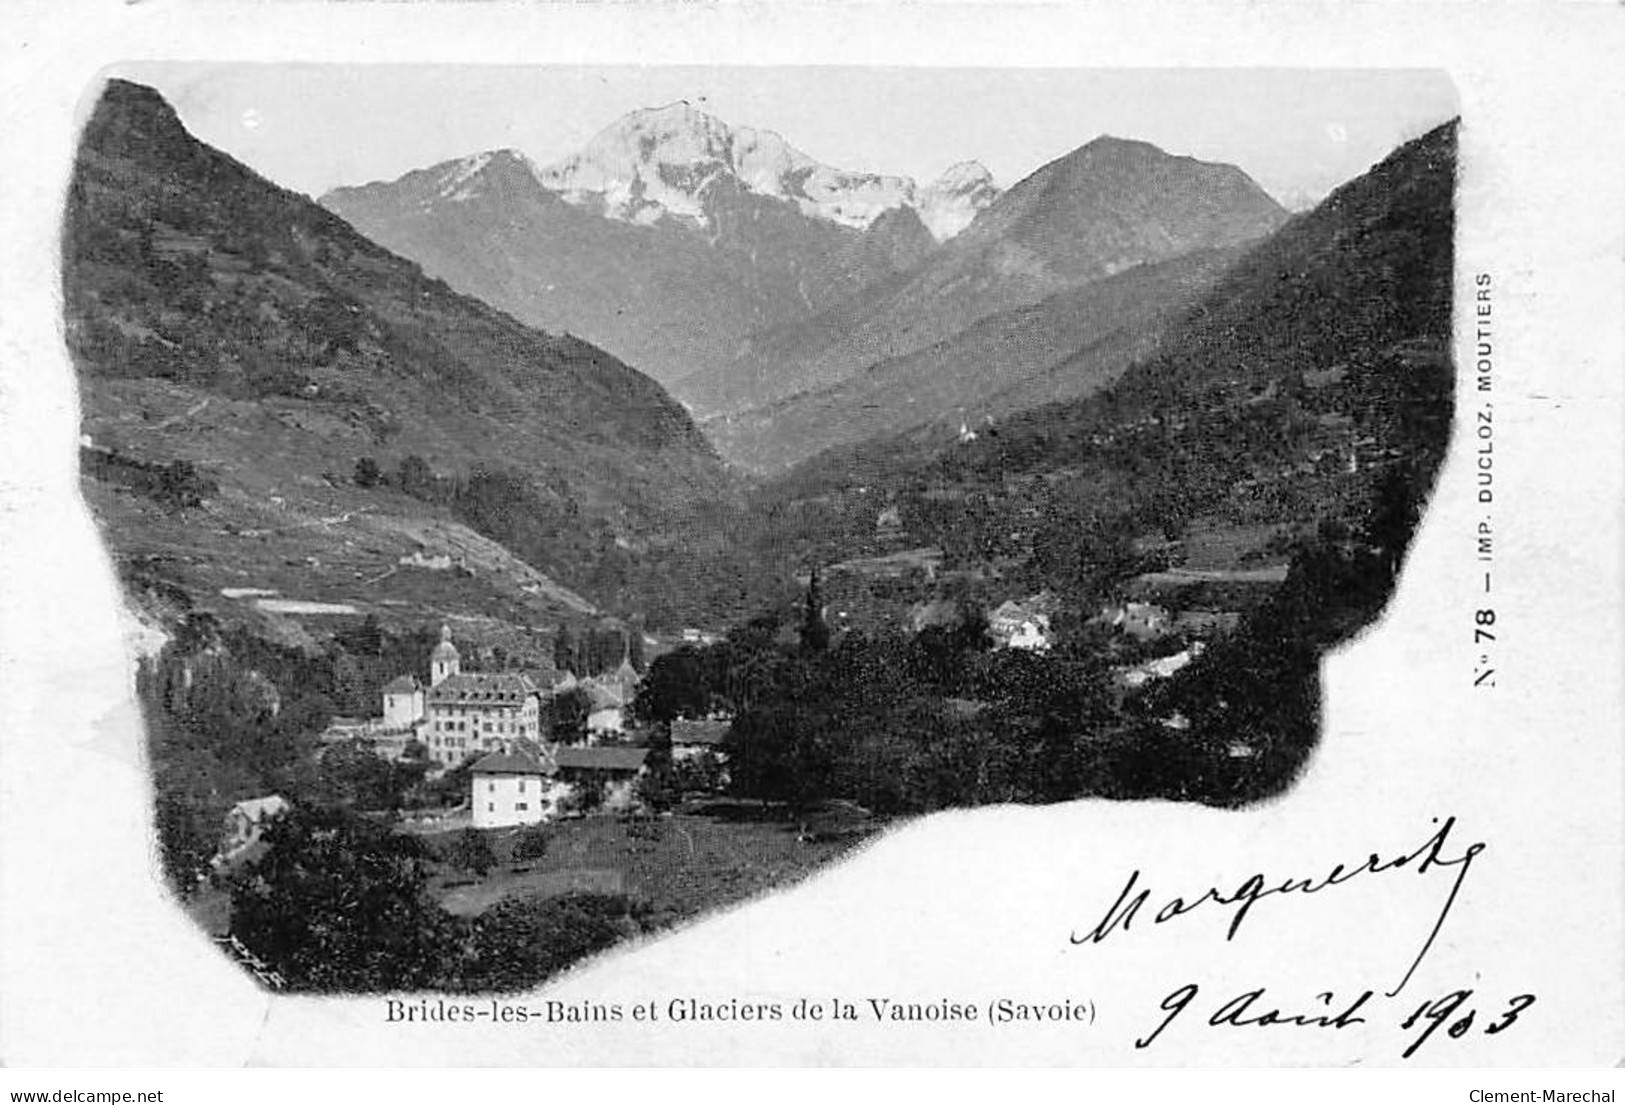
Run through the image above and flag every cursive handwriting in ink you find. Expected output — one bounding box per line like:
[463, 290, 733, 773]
[1136, 982, 1536, 1058]
[1135, 984, 1373, 1049]
[1398, 989, 1536, 1059]
[1073, 816, 1486, 997]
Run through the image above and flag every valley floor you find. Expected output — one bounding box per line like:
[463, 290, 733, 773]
[430, 808, 879, 925]
[185, 808, 880, 948]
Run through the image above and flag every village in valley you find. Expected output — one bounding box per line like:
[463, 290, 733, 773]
[198, 616, 751, 946]
[67, 72, 1456, 992]
[212, 601, 1044, 864]
[171, 598, 891, 992]
[335, 626, 655, 816]
[207, 549, 1275, 911]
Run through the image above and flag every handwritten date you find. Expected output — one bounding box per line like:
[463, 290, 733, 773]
[1136, 983, 1535, 1059]
[1398, 988, 1535, 1060]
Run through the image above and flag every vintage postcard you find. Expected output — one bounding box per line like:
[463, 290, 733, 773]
[0, 0, 1621, 1073]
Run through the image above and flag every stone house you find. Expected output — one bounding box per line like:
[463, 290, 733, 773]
[554, 745, 649, 811]
[670, 717, 730, 762]
[469, 742, 649, 826]
[212, 794, 290, 871]
[1098, 601, 1173, 641]
[988, 595, 1058, 652]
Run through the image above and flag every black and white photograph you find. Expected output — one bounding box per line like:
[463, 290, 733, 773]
[61, 62, 1463, 994]
[1, 0, 1622, 1081]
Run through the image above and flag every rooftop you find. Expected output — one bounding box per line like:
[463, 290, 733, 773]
[228, 795, 290, 822]
[583, 679, 629, 710]
[470, 749, 551, 776]
[429, 671, 540, 705]
[554, 746, 648, 773]
[671, 718, 730, 745]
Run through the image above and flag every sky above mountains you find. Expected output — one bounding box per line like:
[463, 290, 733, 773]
[106, 64, 1457, 210]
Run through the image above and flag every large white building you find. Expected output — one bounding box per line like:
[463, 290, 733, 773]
[423, 625, 544, 766]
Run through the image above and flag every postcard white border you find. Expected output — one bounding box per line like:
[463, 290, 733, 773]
[1, 0, 1622, 1071]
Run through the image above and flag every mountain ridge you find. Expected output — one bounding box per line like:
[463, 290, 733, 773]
[322, 109, 1286, 427]
[66, 78, 732, 636]
[322, 137, 881, 389]
[770, 118, 1457, 515]
[673, 136, 1289, 420]
[488, 100, 998, 240]
[326, 103, 1002, 246]
[700, 244, 1247, 473]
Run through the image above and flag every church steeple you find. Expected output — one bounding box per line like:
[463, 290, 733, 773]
[613, 640, 640, 688]
[430, 623, 460, 687]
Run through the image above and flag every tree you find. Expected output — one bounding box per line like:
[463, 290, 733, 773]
[302, 294, 365, 357]
[634, 727, 679, 814]
[353, 456, 382, 488]
[1363, 461, 1424, 585]
[152, 789, 219, 898]
[724, 657, 842, 819]
[447, 828, 497, 877]
[421, 756, 477, 809]
[173, 611, 223, 655]
[799, 567, 830, 653]
[156, 459, 211, 509]
[397, 454, 434, 499]
[338, 613, 384, 658]
[459, 893, 641, 994]
[227, 807, 455, 992]
[553, 625, 577, 675]
[672, 750, 727, 796]
[630, 646, 712, 725]
[512, 823, 550, 862]
[561, 775, 607, 815]
[545, 687, 592, 745]
[315, 741, 398, 811]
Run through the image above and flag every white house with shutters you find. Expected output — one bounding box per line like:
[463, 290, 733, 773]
[470, 747, 563, 829]
[469, 741, 649, 828]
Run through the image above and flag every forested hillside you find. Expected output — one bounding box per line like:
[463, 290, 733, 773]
[675, 119, 1459, 807]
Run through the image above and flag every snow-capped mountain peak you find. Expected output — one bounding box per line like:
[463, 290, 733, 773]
[933, 160, 995, 190]
[527, 104, 998, 240]
[533, 103, 737, 225]
[917, 160, 1000, 240]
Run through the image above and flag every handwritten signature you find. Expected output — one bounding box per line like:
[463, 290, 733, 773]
[1071, 815, 1486, 998]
